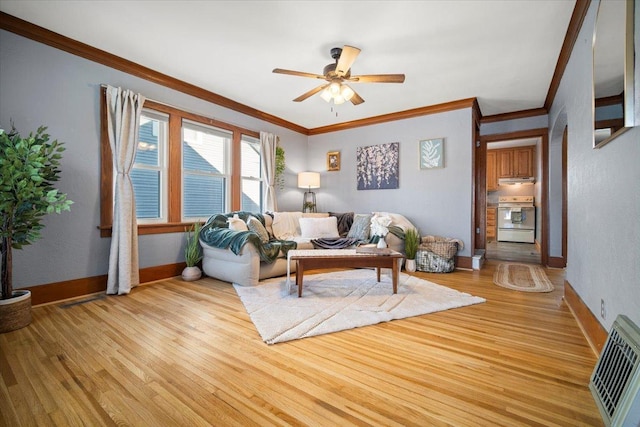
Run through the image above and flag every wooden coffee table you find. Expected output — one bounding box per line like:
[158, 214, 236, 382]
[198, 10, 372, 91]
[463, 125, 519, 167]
[288, 249, 404, 297]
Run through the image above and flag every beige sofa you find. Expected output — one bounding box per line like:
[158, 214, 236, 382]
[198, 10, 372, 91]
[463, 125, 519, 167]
[200, 211, 416, 287]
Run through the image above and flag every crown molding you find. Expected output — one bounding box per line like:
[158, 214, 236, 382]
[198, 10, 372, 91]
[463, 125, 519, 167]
[544, 0, 591, 110]
[308, 98, 478, 135]
[480, 107, 548, 124]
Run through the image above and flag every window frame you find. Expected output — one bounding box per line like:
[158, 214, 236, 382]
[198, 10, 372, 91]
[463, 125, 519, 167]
[181, 119, 233, 222]
[133, 109, 169, 224]
[99, 88, 260, 236]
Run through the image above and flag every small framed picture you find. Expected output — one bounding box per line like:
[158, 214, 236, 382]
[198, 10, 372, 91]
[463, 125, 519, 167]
[420, 138, 445, 169]
[327, 151, 340, 171]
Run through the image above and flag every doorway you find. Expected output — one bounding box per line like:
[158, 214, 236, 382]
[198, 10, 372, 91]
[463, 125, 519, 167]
[477, 129, 549, 266]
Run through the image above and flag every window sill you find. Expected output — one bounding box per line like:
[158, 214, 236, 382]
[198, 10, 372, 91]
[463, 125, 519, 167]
[99, 222, 199, 237]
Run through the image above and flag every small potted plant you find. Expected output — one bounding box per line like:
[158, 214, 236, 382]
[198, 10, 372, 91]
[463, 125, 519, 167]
[182, 222, 203, 281]
[404, 228, 420, 272]
[1, 126, 73, 333]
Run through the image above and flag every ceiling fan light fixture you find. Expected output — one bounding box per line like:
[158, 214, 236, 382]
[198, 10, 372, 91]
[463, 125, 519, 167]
[333, 94, 346, 105]
[340, 85, 354, 101]
[329, 82, 341, 95]
[320, 88, 332, 102]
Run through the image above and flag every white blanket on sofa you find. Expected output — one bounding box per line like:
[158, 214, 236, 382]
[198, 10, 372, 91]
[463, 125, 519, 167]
[272, 212, 303, 240]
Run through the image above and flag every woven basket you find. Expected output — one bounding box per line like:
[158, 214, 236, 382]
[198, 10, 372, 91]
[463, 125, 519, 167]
[0, 290, 32, 333]
[419, 236, 459, 259]
[416, 250, 455, 273]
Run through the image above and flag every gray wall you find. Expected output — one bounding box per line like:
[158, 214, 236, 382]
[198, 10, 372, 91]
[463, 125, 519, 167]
[0, 30, 307, 288]
[308, 108, 474, 257]
[549, 0, 640, 330]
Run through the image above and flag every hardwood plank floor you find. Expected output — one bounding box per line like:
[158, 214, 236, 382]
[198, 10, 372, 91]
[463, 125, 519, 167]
[0, 261, 602, 426]
[486, 241, 541, 264]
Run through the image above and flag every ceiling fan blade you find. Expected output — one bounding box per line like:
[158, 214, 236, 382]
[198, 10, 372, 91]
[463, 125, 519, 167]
[293, 84, 330, 102]
[335, 45, 361, 77]
[350, 90, 364, 105]
[349, 74, 406, 83]
[273, 68, 326, 80]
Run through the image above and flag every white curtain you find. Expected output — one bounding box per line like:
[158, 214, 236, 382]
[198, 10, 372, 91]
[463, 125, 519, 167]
[260, 131, 279, 212]
[105, 86, 145, 295]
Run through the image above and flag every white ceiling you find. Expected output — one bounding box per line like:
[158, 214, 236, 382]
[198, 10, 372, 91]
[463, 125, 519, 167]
[0, 0, 577, 130]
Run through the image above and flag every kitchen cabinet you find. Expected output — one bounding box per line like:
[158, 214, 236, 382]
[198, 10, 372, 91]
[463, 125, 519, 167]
[486, 208, 496, 241]
[513, 147, 534, 177]
[492, 145, 535, 179]
[486, 151, 498, 191]
[498, 150, 513, 178]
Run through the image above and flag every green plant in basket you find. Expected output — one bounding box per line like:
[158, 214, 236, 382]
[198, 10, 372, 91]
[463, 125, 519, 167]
[404, 228, 420, 260]
[184, 222, 203, 267]
[1, 126, 73, 300]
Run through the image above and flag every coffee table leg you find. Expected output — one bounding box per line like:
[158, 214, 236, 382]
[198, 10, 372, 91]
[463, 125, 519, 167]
[376, 267, 381, 282]
[297, 260, 304, 298]
[392, 259, 398, 294]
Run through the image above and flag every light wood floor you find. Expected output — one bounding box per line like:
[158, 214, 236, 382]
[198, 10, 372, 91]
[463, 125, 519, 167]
[1, 261, 602, 426]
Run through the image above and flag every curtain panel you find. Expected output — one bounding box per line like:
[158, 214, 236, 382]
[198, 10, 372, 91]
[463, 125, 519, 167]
[105, 85, 145, 295]
[260, 131, 279, 212]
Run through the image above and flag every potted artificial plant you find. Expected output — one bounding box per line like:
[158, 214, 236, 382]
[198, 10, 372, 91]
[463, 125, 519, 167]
[1, 126, 72, 333]
[182, 222, 203, 281]
[404, 228, 420, 272]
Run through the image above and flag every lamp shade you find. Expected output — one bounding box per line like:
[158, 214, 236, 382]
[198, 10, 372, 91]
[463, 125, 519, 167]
[297, 172, 320, 189]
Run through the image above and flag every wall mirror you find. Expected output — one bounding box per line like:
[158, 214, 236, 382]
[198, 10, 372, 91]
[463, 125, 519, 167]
[593, 0, 638, 148]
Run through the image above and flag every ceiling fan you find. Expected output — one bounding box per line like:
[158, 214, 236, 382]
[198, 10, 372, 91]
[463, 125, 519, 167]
[272, 45, 405, 105]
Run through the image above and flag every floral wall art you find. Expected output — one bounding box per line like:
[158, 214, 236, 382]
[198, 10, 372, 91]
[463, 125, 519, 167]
[420, 138, 444, 169]
[356, 142, 399, 190]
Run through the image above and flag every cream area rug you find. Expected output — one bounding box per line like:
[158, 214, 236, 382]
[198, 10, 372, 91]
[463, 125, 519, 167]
[493, 263, 554, 292]
[233, 269, 486, 345]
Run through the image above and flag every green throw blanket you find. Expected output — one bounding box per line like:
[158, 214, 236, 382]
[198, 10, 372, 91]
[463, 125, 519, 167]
[200, 211, 297, 263]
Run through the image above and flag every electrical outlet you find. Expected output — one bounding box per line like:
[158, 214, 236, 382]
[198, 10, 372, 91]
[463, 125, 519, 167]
[601, 299, 606, 320]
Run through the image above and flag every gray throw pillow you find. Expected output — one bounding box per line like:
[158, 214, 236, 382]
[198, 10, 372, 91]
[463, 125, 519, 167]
[247, 216, 269, 243]
[347, 214, 372, 241]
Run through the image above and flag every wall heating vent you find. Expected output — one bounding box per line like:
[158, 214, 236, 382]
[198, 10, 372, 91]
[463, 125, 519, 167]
[589, 315, 640, 426]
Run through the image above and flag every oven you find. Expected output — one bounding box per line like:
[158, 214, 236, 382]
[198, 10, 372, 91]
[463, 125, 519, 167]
[497, 196, 535, 243]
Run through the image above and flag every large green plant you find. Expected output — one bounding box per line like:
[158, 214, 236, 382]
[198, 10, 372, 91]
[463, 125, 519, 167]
[0, 126, 73, 300]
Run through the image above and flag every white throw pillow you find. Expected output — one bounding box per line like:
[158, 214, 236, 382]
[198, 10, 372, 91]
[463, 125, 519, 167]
[228, 214, 248, 231]
[299, 217, 340, 239]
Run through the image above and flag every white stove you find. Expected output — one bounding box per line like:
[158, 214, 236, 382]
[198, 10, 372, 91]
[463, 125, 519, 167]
[497, 196, 535, 243]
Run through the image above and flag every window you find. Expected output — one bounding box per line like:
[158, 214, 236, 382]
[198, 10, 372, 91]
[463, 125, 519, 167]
[100, 91, 261, 236]
[240, 135, 263, 212]
[182, 121, 231, 221]
[131, 111, 168, 223]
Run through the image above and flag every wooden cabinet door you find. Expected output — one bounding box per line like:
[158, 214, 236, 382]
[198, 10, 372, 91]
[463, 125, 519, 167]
[514, 147, 534, 177]
[486, 151, 498, 191]
[486, 208, 496, 241]
[498, 149, 513, 178]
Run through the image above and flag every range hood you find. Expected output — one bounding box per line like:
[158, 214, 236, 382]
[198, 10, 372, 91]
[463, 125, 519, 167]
[498, 177, 535, 185]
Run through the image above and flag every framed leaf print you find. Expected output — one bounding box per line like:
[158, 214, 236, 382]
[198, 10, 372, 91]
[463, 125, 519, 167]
[420, 138, 444, 169]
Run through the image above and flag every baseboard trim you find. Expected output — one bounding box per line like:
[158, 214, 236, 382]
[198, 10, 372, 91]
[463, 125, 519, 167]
[563, 280, 608, 355]
[456, 256, 473, 270]
[25, 262, 186, 306]
[548, 256, 566, 268]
